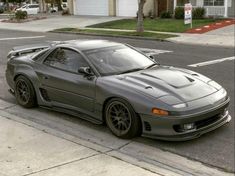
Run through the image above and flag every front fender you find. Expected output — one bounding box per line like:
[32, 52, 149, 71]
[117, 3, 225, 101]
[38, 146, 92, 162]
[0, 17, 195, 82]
[95, 78, 171, 115]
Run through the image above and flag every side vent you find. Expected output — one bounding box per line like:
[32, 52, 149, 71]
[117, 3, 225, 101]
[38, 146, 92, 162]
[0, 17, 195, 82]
[39, 88, 51, 102]
[144, 121, 151, 131]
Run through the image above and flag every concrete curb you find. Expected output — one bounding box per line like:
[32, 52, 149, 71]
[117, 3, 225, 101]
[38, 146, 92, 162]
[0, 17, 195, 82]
[49, 30, 170, 42]
[167, 38, 235, 49]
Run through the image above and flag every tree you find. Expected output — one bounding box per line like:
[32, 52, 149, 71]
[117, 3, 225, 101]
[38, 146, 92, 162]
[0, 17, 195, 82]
[136, 0, 146, 33]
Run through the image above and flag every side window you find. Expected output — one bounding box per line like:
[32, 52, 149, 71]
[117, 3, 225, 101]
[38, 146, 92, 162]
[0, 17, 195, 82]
[32, 5, 39, 8]
[44, 48, 89, 73]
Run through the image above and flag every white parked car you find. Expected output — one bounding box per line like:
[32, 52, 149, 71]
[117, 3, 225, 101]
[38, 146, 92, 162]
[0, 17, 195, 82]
[16, 4, 39, 15]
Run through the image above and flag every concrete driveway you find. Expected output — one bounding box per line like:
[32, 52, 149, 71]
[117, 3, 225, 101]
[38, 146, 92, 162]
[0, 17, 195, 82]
[0, 15, 123, 32]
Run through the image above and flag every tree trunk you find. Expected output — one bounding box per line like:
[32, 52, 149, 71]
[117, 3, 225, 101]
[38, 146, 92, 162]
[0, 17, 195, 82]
[6, 0, 9, 11]
[136, 0, 146, 33]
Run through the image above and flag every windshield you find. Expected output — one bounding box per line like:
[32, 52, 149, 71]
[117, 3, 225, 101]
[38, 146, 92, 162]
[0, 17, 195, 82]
[85, 46, 154, 76]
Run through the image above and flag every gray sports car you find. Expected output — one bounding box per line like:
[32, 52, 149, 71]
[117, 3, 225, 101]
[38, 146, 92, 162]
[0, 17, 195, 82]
[5, 40, 231, 140]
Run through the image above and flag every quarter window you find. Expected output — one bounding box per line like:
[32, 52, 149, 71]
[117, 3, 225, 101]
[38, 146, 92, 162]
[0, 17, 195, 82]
[44, 48, 89, 73]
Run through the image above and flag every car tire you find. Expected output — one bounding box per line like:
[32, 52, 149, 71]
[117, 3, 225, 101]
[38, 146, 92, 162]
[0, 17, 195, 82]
[15, 76, 37, 108]
[105, 98, 142, 139]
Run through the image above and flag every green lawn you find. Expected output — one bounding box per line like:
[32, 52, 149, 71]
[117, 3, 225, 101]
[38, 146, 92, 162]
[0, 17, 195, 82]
[88, 18, 221, 33]
[53, 28, 178, 40]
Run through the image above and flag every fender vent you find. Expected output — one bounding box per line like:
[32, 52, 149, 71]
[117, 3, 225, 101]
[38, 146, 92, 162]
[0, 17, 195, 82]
[144, 121, 151, 131]
[39, 88, 51, 102]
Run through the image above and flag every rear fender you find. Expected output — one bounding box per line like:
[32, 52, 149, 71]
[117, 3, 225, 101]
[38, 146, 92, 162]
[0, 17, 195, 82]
[14, 64, 51, 107]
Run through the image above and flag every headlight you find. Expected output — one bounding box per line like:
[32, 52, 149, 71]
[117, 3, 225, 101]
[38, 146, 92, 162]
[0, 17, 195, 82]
[208, 80, 222, 90]
[172, 103, 187, 108]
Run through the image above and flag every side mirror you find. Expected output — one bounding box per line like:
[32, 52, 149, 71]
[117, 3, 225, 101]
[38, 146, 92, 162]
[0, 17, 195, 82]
[149, 55, 160, 65]
[78, 67, 94, 76]
[149, 55, 154, 60]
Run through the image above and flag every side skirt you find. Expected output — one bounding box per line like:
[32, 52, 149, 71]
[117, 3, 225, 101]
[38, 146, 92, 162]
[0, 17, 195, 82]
[39, 105, 103, 125]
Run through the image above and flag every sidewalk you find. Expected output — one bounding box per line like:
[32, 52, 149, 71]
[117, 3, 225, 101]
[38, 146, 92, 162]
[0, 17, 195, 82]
[0, 99, 233, 176]
[84, 26, 235, 47]
[0, 15, 234, 48]
[0, 100, 158, 176]
[167, 25, 235, 48]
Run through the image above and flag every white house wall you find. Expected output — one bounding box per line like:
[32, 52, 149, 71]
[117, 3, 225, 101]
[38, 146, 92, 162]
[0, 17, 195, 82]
[116, 0, 139, 17]
[75, 0, 109, 16]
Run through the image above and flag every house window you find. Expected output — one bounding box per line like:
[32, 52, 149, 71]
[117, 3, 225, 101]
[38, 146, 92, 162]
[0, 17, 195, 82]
[204, 0, 224, 6]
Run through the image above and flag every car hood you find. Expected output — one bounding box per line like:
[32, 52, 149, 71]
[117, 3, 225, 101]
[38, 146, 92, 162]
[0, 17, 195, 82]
[112, 66, 220, 105]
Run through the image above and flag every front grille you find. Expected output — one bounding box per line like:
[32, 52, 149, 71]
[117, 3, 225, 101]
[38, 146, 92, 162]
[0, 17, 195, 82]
[173, 109, 227, 133]
[144, 121, 151, 131]
[195, 113, 221, 129]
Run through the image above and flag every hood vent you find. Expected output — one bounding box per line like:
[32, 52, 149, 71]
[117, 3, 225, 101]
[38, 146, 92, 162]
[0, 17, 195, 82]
[145, 86, 153, 89]
[185, 76, 195, 82]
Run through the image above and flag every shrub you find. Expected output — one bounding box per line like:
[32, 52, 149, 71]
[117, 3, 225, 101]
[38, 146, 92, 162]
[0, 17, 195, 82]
[0, 8, 4, 14]
[148, 10, 154, 19]
[160, 11, 172, 18]
[62, 9, 69, 15]
[15, 10, 27, 20]
[193, 7, 205, 19]
[174, 7, 184, 19]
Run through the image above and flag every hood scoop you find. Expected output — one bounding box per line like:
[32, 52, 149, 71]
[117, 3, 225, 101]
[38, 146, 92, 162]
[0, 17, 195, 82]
[113, 66, 217, 102]
[141, 69, 195, 88]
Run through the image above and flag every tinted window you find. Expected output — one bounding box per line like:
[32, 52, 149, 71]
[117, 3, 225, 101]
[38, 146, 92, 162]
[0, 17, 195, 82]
[29, 4, 39, 8]
[44, 48, 89, 73]
[32, 49, 49, 61]
[85, 46, 154, 76]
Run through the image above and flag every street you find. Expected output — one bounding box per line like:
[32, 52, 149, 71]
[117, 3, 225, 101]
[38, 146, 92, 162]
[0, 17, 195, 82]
[0, 29, 234, 173]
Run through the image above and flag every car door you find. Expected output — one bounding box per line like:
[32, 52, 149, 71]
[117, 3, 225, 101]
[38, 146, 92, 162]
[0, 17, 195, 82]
[26, 5, 33, 14]
[37, 47, 97, 113]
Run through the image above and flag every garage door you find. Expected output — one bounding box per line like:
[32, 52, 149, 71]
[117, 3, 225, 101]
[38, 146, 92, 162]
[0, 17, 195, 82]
[117, 0, 138, 17]
[75, 0, 109, 16]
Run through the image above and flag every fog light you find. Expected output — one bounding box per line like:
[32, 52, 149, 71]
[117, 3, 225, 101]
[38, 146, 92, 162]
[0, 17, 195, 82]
[183, 123, 195, 130]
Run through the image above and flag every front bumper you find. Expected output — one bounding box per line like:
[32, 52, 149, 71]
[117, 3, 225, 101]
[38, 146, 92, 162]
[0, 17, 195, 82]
[140, 98, 231, 141]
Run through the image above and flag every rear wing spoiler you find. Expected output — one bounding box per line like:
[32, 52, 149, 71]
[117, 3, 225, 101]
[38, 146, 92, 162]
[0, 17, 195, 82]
[7, 41, 64, 59]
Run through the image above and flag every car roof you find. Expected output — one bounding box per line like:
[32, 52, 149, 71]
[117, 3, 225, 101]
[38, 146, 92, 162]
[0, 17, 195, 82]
[58, 40, 123, 51]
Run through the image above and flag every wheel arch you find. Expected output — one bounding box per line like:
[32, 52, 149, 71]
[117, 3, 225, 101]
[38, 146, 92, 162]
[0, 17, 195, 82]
[102, 96, 143, 127]
[14, 73, 30, 81]
[102, 96, 143, 138]
[14, 73, 38, 104]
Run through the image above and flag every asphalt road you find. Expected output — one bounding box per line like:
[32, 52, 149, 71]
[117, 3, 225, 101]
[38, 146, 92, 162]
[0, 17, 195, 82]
[0, 29, 234, 173]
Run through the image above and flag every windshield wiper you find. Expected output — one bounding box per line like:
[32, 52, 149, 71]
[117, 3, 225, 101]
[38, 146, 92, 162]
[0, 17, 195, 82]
[144, 63, 159, 69]
[119, 68, 144, 74]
